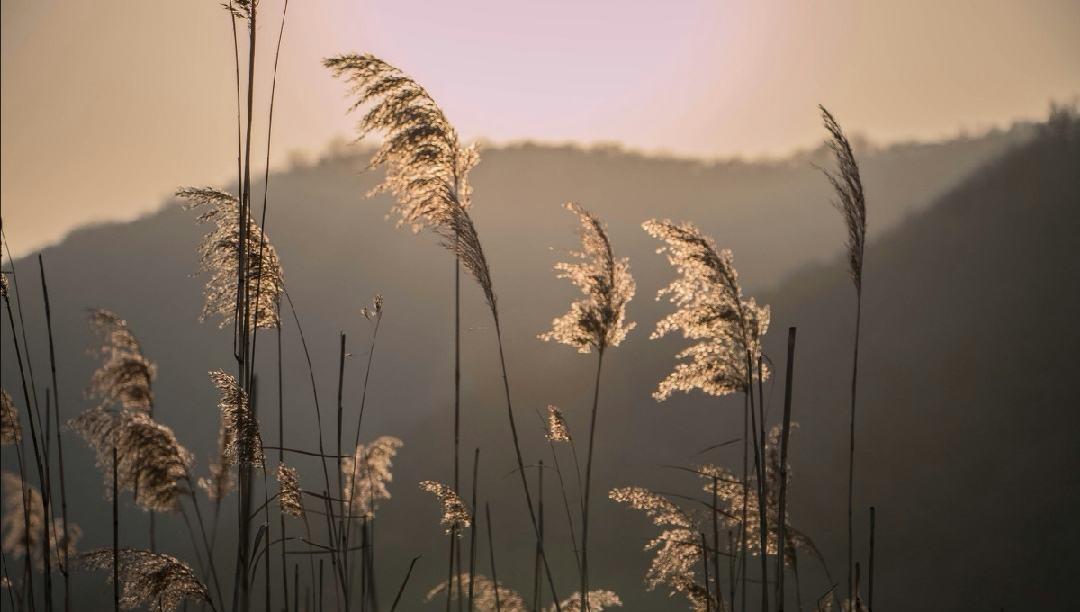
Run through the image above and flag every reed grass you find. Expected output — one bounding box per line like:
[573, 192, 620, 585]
[817, 105, 867, 606]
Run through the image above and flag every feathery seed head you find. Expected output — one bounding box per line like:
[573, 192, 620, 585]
[81, 548, 211, 612]
[1, 389, 21, 445]
[361, 294, 385, 320]
[420, 480, 471, 535]
[178, 186, 285, 331]
[324, 54, 497, 312]
[545, 404, 571, 443]
[818, 105, 867, 293]
[555, 590, 623, 612]
[2, 472, 82, 571]
[70, 408, 193, 512]
[609, 486, 711, 609]
[426, 573, 526, 611]
[209, 370, 264, 468]
[87, 309, 156, 413]
[276, 463, 305, 519]
[342, 436, 403, 518]
[642, 219, 770, 400]
[540, 203, 635, 353]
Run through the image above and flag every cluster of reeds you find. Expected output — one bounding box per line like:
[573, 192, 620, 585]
[0, 2, 885, 609]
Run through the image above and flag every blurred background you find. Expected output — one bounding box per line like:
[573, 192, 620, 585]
[2, 1, 1079, 610]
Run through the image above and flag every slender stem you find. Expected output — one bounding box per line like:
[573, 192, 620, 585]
[702, 532, 711, 612]
[485, 504, 500, 612]
[444, 525, 455, 612]
[579, 348, 605, 611]
[745, 352, 768, 612]
[38, 256, 71, 612]
[389, 556, 420, 612]
[712, 476, 722, 612]
[847, 292, 863, 605]
[277, 325, 288, 612]
[112, 445, 120, 612]
[776, 327, 797, 612]
[453, 252, 463, 612]
[490, 316, 561, 609]
[533, 460, 544, 611]
[542, 431, 582, 574]
[3, 295, 50, 611]
[740, 394, 748, 612]
[467, 449, 479, 612]
[868, 507, 875, 612]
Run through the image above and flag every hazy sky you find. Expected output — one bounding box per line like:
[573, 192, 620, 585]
[2, 0, 1078, 255]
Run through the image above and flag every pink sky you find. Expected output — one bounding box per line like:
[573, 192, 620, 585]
[3, 0, 1078, 253]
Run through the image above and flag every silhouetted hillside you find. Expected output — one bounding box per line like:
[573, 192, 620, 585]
[4, 121, 1076, 610]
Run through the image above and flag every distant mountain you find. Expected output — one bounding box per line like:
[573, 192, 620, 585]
[3, 119, 1075, 610]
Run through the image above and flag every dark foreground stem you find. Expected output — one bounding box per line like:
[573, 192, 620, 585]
[491, 316, 561, 610]
[847, 293, 862, 605]
[112, 446, 120, 612]
[776, 327, 797, 611]
[390, 556, 420, 612]
[38, 256, 72, 612]
[868, 506, 875, 612]
[579, 348, 605, 610]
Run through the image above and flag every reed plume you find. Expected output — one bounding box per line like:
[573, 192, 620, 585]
[81, 548, 213, 612]
[208, 370, 264, 468]
[818, 106, 866, 294]
[426, 573, 526, 611]
[420, 481, 471, 535]
[608, 487, 712, 611]
[178, 187, 285, 331]
[642, 220, 770, 400]
[342, 436, 402, 518]
[542, 201, 635, 609]
[545, 405, 571, 443]
[2, 472, 82, 571]
[539, 202, 635, 353]
[1, 389, 21, 445]
[327, 52, 561, 606]
[818, 105, 867, 604]
[323, 53, 494, 310]
[87, 309, 156, 413]
[554, 590, 623, 612]
[70, 408, 193, 513]
[275, 463, 304, 519]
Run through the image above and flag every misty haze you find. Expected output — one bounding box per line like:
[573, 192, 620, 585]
[2, 2, 1079, 612]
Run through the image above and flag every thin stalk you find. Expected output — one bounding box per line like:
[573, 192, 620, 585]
[37, 256, 71, 612]
[533, 460, 544, 611]
[745, 352, 768, 612]
[847, 293, 862, 605]
[15, 442, 36, 611]
[334, 333, 347, 606]
[868, 507, 875, 612]
[490, 316, 561, 609]
[3, 295, 51, 611]
[776, 328, 797, 611]
[579, 348, 605, 611]
[277, 324, 288, 611]
[740, 394, 748, 612]
[452, 250, 462, 608]
[467, 449, 479, 612]
[712, 476, 722, 612]
[542, 432, 582, 574]
[485, 504, 500, 612]
[389, 556, 420, 612]
[443, 526, 455, 612]
[112, 445, 119, 612]
[701, 532, 711, 612]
